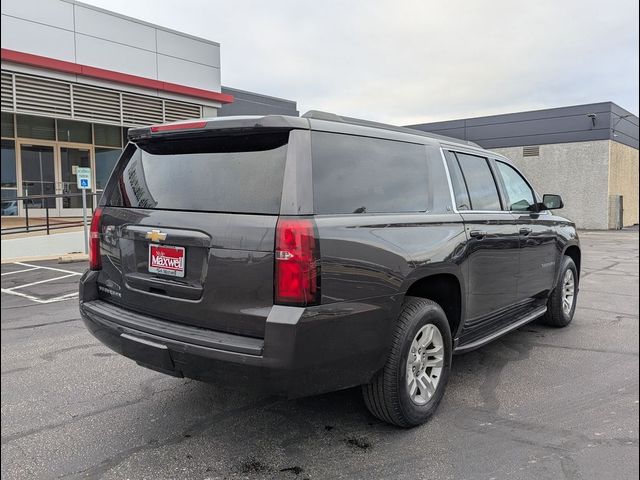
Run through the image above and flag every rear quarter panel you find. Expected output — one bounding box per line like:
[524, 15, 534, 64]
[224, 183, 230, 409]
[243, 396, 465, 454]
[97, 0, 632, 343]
[312, 213, 467, 379]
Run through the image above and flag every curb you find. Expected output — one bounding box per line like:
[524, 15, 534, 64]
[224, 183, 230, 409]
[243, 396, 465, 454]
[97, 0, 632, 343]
[1, 253, 88, 264]
[58, 253, 89, 264]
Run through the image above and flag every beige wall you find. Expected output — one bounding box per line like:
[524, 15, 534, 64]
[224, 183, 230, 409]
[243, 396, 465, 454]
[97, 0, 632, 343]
[492, 141, 611, 230]
[608, 141, 639, 227]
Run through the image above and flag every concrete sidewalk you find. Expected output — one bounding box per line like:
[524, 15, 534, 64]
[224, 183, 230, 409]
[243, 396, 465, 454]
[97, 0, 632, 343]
[1, 231, 86, 260]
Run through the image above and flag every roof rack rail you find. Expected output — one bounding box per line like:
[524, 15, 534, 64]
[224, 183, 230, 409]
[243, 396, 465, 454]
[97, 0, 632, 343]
[302, 110, 481, 147]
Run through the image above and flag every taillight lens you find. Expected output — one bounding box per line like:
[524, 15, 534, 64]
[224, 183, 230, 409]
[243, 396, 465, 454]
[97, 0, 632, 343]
[275, 218, 319, 306]
[89, 207, 103, 270]
[150, 121, 207, 132]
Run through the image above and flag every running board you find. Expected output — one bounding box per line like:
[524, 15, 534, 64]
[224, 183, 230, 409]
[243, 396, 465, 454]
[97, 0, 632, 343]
[454, 306, 547, 354]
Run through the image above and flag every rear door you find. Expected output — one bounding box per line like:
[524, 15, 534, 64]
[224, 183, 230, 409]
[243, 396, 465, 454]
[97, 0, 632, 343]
[444, 150, 520, 323]
[97, 130, 294, 339]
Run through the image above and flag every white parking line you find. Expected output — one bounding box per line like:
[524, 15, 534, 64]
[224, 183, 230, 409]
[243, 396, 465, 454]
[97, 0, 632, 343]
[7, 273, 79, 291]
[0, 267, 40, 276]
[1, 262, 82, 304]
[0, 288, 78, 304]
[14, 262, 83, 276]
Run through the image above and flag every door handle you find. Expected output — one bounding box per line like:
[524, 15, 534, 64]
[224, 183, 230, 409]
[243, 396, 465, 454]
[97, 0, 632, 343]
[519, 227, 533, 235]
[469, 230, 487, 239]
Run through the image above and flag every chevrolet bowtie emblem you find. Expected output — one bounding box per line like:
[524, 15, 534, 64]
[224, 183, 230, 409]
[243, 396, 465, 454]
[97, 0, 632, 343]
[145, 229, 167, 243]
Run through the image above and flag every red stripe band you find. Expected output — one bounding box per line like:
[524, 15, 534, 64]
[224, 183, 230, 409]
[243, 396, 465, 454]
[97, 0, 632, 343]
[1, 48, 233, 104]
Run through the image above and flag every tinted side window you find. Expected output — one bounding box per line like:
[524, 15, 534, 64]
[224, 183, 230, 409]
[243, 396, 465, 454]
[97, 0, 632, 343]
[454, 153, 502, 211]
[495, 161, 535, 211]
[311, 132, 428, 214]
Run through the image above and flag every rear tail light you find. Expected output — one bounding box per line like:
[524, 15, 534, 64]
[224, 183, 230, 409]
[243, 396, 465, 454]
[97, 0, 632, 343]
[89, 207, 103, 270]
[275, 218, 319, 306]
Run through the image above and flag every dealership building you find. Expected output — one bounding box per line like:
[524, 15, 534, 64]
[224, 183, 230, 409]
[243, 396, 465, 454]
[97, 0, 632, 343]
[0, 0, 297, 218]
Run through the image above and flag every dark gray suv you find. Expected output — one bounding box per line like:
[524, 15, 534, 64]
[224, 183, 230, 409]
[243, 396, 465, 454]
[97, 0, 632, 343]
[79, 111, 580, 427]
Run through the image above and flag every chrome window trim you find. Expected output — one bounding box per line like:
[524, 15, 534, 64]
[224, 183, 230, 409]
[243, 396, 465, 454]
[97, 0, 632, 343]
[439, 147, 511, 215]
[440, 146, 552, 217]
[439, 146, 459, 214]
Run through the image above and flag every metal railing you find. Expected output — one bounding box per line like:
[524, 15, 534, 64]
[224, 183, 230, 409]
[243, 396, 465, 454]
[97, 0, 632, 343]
[1, 192, 101, 236]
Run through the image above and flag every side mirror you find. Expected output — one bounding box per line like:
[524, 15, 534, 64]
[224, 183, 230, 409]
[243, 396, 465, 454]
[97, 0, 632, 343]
[542, 194, 564, 210]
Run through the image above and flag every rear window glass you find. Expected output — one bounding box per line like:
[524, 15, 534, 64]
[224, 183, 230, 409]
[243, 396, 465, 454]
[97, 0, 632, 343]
[311, 132, 428, 214]
[105, 133, 288, 214]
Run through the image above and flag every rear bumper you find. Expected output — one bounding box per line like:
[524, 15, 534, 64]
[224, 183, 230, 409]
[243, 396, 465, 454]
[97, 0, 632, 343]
[79, 271, 393, 397]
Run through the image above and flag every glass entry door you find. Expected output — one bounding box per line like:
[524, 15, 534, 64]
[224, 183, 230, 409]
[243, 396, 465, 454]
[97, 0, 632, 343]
[58, 146, 92, 216]
[18, 143, 94, 217]
[19, 144, 56, 217]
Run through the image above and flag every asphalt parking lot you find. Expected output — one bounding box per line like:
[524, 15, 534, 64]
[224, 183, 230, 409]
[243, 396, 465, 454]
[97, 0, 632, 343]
[1, 229, 638, 480]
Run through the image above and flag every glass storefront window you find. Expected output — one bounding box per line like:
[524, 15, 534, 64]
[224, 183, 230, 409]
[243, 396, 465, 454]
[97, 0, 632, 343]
[95, 148, 121, 190]
[1, 140, 17, 216]
[7, 114, 125, 216]
[16, 115, 56, 140]
[94, 124, 122, 148]
[1, 112, 14, 138]
[1, 188, 18, 216]
[20, 144, 56, 209]
[57, 119, 92, 143]
[1, 140, 16, 187]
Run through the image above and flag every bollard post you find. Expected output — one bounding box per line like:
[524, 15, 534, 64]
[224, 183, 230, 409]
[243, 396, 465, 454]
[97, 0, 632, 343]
[24, 198, 29, 233]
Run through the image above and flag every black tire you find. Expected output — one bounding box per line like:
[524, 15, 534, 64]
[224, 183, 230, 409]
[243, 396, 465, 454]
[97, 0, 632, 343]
[541, 256, 578, 327]
[362, 297, 452, 428]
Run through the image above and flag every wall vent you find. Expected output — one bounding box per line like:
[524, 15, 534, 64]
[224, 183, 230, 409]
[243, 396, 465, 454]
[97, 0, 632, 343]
[73, 85, 121, 124]
[164, 100, 201, 122]
[2, 70, 207, 127]
[523, 146, 540, 157]
[122, 93, 164, 125]
[1, 72, 14, 111]
[14, 74, 72, 117]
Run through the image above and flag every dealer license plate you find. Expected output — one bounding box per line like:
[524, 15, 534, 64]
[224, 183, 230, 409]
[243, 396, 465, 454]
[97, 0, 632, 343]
[148, 244, 185, 277]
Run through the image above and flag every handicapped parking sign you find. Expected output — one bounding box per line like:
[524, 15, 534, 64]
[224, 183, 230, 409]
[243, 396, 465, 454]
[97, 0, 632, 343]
[76, 167, 92, 190]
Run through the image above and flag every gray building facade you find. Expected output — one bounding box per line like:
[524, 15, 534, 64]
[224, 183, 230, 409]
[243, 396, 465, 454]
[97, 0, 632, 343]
[218, 87, 298, 117]
[407, 103, 639, 230]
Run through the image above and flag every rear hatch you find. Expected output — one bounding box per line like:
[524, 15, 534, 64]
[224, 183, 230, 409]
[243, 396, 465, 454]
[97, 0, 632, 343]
[96, 128, 291, 338]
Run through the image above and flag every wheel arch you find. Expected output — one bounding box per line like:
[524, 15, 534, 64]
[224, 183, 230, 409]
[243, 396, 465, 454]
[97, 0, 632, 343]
[404, 272, 464, 339]
[563, 244, 581, 276]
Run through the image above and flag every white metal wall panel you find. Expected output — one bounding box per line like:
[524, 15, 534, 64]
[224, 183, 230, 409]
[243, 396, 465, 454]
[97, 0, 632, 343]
[75, 34, 158, 79]
[0, 15, 76, 62]
[156, 30, 220, 67]
[74, 5, 157, 52]
[157, 55, 221, 92]
[1, 1, 223, 103]
[1, 0, 74, 30]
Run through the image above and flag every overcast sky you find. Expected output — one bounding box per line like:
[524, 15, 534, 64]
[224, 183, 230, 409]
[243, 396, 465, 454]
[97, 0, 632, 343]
[84, 0, 639, 124]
